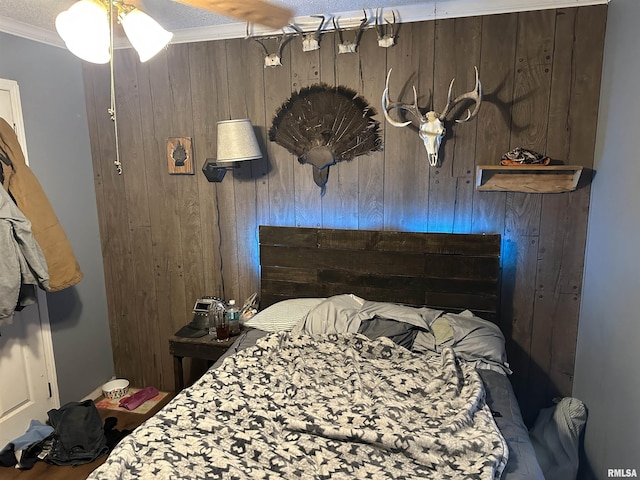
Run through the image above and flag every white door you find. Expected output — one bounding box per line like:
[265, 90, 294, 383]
[0, 79, 60, 450]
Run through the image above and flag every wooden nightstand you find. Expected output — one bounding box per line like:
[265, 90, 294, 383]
[168, 332, 238, 391]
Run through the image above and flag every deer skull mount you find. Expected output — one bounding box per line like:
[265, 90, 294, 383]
[375, 8, 396, 48]
[290, 15, 326, 52]
[382, 67, 482, 166]
[334, 11, 368, 54]
[246, 23, 295, 68]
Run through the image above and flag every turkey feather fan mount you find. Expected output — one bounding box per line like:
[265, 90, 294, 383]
[269, 84, 382, 193]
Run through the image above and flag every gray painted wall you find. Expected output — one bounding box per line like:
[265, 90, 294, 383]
[573, 0, 640, 478]
[0, 31, 113, 404]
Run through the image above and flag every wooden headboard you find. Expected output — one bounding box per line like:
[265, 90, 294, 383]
[259, 226, 501, 322]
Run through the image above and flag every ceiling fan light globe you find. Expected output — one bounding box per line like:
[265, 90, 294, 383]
[63, 39, 110, 64]
[120, 9, 173, 62]
[55, 0, 110, 64]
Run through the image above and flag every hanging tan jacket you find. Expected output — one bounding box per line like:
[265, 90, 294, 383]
[0, 118, 83, 291]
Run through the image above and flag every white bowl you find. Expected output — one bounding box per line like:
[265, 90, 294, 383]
[102, 379, 130, 400]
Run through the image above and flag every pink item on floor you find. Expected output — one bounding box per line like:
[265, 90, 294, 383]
[118, 387, 159, 410]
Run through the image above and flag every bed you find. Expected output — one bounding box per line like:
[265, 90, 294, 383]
[88, 226, 544, 480]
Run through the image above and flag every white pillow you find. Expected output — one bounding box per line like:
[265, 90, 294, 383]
[243, 298, 325, 332]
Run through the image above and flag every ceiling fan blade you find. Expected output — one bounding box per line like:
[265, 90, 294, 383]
[172, 0, 293, 29]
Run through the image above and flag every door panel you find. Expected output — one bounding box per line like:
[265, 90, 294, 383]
[0, 79, 58, 449]
[0, 306, 53, 449]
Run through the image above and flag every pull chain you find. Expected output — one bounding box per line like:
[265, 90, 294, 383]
[107, 1, 122, 174]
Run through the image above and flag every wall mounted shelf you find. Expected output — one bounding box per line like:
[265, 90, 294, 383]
[475, 165, 584, 193]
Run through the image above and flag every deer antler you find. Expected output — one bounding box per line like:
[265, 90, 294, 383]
[375, 8, 396, 48]
[289, 15, 326, 52]
[439, 66, 482, 122]
[382, 68, 424, 127]
[246, 21, 269, 56]
[246, 22, 295, 67]
[382, 67, 482, 167]
[276, 29, 296, 57]
[333, 10, 368, 54]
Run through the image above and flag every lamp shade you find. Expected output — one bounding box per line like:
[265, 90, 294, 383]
[216, 119, 262, 164]
[55, 0, 110, 64]
[120, 9, 173, 62]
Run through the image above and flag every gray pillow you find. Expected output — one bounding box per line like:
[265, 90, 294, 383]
[444, 310, 512, 375]
[360, 301, 441, 330]
[357, 316, 420, 350]
[292, 294, 442, 336]
[292, 294, 368, 335]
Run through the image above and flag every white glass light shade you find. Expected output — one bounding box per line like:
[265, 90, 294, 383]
[216, 119, 262, 164]
[55, 0, 110, 64]
[120, 9, 173, 62]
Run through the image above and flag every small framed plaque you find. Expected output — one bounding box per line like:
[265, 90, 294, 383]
[167, 137, 194, 175]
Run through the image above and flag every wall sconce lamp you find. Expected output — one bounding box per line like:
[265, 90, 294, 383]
[55, 0, 173, 64]
[202, 119, 262, 182]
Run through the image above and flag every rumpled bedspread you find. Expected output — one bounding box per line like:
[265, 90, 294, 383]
[88, 333, 508, 479]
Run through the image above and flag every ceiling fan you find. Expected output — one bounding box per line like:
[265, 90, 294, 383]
[171, 0, 293, 29]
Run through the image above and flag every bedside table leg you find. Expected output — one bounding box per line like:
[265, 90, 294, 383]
[173, 355, 184, 391]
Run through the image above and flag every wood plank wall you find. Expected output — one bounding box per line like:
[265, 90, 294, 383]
[82, 5, 607, 425]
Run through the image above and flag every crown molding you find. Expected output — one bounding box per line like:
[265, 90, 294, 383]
[169, 0, 609, 43]
[0, 15, 64, 47]
[1, 0, 609, 50]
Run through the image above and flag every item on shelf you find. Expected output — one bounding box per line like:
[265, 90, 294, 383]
[215, 311, 229, 342]
[102, 379, 130, 400]
[208, 301, 226, 336]
[119, 387, 159, 411]
[500, 147, 551, 166]
[240, 292, 258, 325]
[226, 299, 240, 335]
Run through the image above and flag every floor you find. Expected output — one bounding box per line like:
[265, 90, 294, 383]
[0, 392, 175, 480]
